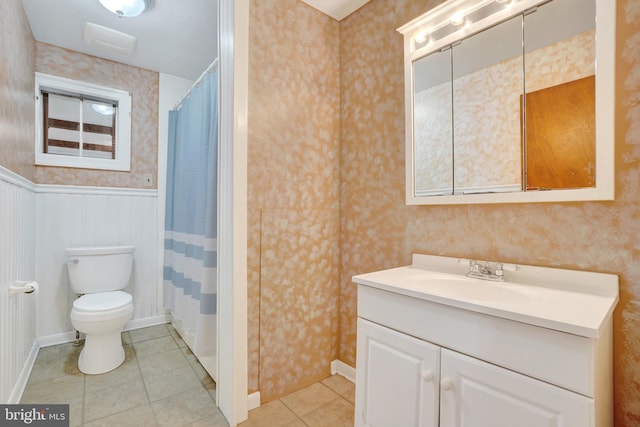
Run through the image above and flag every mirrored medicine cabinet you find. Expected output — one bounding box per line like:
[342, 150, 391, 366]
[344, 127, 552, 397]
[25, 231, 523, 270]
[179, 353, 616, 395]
[398, 0, 615, 205]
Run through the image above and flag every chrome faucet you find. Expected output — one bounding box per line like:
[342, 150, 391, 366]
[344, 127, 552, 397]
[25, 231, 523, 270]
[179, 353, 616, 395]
[466, 260, 506, 282]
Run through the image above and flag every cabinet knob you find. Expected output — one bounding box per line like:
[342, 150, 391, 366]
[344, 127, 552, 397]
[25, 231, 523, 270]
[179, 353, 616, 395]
[440, 378, 454, 391]
[421, 370, 434, 382]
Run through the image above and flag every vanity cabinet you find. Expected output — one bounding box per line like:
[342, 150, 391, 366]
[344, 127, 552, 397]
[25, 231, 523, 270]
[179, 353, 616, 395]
[356, 318, 591, 427]
[353, 254, 618, 427]
[356, 319, 440, 427]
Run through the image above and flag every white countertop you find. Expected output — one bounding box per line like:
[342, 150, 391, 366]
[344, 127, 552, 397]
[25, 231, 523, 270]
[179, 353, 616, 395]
[353, 254, 619, 338]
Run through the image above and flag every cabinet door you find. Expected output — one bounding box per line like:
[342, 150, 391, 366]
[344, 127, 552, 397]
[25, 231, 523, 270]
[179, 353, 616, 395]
[355, 318, 440, 427]
[439, 349, 593, 427]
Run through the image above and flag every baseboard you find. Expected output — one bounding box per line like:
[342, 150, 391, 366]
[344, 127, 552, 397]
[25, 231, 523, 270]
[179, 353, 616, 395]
[7, 341, 39, 404]
[244, 361, 354, 413]
[37, 315, 169, 348]
[331, 359, 356, 383]
[247, 391, 260, 411]
[37, 331, 78, 348]
[124, 314, 169, 331]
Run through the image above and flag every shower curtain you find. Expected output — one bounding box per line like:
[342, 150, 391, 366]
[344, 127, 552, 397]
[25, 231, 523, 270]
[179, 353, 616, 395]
[164, 64, 218, 363]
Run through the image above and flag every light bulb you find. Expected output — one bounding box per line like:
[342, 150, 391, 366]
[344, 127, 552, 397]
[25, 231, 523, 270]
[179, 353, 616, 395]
[415, 32, 427, 43]
[451, 12, 465, 26]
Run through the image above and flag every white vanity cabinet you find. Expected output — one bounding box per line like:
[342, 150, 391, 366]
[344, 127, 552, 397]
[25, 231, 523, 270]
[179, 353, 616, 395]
[356, 318, 591, 427]
[439, 347, 591, 427]
[353, 254, 619, 427]
[356, 318, 440, 427]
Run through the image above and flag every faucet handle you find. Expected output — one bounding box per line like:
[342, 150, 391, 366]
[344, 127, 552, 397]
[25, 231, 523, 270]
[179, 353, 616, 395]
[479, 260, 491, 274]
[495, 263, 504, 277]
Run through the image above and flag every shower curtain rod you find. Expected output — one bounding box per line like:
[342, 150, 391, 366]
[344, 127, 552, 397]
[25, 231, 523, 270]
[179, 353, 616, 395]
[173, 57, 219, 111]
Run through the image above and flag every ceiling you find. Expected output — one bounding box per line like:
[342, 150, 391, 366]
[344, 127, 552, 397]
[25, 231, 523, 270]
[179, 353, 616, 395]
[21, 0, 369, 82]
[21, 0, 218, 81]
[300, 0, 370, 21]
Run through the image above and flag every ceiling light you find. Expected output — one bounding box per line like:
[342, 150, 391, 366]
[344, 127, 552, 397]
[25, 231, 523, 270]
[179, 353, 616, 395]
[97, 0, 153, 17]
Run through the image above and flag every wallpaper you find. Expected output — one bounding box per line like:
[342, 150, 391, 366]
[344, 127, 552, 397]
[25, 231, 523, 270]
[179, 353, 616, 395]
[247, 0, 341, 401]
[0, 0, 35, 180]
[34, 43, 159, 188]
[340, 0, 640, 425]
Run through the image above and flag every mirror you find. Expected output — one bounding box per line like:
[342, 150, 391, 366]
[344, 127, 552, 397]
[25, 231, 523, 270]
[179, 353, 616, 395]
[451, 15, 524, 194]
[399, 0, 614, 205]
[523, 0, 596, 191]
[413, 49, 453, 196]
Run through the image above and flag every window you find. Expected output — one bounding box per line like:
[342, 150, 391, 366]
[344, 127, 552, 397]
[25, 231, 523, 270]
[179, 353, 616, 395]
[35, 73, 132, 171]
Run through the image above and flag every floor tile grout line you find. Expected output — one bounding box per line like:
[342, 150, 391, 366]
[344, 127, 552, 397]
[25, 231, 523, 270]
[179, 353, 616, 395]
[130, 339, 160, 426]
[81, 402, 151, 426]
[263, 381, 346, 424]
[81, 367, 86, 426]
[273, 398, 306, 426]
[81, 345, 148, 426]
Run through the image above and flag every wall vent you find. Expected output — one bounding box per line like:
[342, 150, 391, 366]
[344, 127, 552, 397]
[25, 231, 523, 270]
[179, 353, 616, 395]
[84, 22, 137, 57]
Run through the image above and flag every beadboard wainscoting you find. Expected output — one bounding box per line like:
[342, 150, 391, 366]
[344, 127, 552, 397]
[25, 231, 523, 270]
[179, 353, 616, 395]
[35, 185, 160, 339]
[0, 169, 37, 403]
[1, 164, 163, 402]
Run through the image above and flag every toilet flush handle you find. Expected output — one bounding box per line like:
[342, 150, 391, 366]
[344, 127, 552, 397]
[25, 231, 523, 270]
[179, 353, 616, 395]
[68, 259, 79, 264]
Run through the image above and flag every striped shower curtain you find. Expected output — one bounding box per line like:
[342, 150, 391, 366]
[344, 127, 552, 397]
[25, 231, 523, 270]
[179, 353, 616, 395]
[164, 66, 218, 359]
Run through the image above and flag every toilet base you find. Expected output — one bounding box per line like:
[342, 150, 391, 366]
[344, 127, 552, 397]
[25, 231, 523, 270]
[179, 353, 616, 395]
[77, 331, 125, 375]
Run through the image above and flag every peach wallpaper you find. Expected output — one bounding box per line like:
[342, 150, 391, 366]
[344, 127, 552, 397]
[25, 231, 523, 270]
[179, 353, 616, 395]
[0, 0, 35, 180]
[339, 0, 640, 425]
[34, 42, 159, 188]
[247, 0, 341, 401]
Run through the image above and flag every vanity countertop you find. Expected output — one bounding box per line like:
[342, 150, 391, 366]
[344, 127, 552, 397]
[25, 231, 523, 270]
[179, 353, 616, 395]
[353, 254, 619, 339]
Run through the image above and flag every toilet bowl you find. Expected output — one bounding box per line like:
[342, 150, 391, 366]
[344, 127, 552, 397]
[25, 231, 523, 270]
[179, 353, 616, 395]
[66, 245, 135, 375]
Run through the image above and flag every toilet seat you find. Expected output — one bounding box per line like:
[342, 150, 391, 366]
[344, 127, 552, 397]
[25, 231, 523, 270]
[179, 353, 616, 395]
[73, 291, 132, 311]
[71, 291, 133, 322]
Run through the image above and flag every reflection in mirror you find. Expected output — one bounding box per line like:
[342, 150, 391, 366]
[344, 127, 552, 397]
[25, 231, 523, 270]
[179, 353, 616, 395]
[452, 16, 524, 194]
[413, 49, 453, 196]
[523, 0, 595, 190]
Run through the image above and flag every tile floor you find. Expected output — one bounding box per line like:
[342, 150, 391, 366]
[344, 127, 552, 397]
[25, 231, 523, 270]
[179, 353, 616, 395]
[20, 324, 355, 427]
[238, 375, 355, 427]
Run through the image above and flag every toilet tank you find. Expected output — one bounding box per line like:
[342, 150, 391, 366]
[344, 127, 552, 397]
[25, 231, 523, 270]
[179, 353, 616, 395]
[66, 245, 135, 294]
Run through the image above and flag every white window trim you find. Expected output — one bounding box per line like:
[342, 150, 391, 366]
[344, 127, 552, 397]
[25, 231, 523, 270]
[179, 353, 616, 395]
[35, 72, 132, 172]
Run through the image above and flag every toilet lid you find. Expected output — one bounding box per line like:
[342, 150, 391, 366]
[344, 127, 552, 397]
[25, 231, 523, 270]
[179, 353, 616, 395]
[73, 291, 132, 312]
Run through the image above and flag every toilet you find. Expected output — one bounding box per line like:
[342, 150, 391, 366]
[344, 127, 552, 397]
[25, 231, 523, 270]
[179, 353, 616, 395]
[66, 245, 135, 375]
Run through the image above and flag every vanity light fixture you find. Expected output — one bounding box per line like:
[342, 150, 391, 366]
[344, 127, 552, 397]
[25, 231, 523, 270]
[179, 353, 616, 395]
[97, 0, 153, 17]
[410, 0, 523, 48]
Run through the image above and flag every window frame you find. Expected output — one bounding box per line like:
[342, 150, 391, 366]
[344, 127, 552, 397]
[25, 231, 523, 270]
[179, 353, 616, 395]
[35, 72, 132, 171]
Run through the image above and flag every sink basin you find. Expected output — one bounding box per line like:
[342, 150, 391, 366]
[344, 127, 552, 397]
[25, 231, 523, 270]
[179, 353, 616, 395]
[403, 272, 530, 303]
[353, 254, 620, 338]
